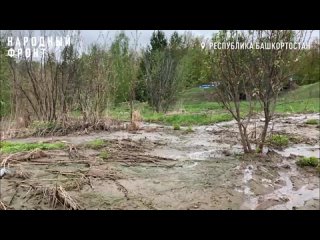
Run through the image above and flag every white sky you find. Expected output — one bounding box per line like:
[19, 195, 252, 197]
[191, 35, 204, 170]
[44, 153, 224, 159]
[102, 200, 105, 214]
[80, 30, 319, 48]
[80, 30, 219, 49]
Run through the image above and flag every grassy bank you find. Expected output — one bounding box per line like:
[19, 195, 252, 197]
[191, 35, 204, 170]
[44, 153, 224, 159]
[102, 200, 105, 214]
[0, 141, 66, 154]
[108, 83, 319, 126]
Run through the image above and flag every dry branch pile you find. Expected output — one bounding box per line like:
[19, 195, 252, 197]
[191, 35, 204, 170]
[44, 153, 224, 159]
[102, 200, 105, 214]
[104, 139, 175, 166]
[54, 186, 83, 210]
[0, 137, 176, 210]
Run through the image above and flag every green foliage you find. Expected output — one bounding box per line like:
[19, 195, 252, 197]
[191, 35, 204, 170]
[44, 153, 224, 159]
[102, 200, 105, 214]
[173, 124, 181, 130]
[169, 31, 183, 50]
[276, 82, 320, 113]
[269, 135, 289, 147]
[31, 121, 58, 130]
[178, 40, 213, 88]
[0, 141, 65, 154]
[305, 119, 320, 125]
[142, 31, 215, 112]
[149, 30, 168, 52]
[30, 121, 62, 135]
[275, 99, 319, 113]
[185, 126, 194, 133]
[295, 40, 320, 85]
[77, 43, 113, 120]
[281, 82, 319, 100]
[86, 139, 106, 150]
[111, 32, 133, 103]
[135, 75, 148, 102]
[152, 113, 232, 126]
[144, 49, 181, 112]
[296, 156, 319, 167]
[99, 150, 109, 160]
[110, 83, 319, 128]
[0, 36, 11, 117]
[4, 30, 319, 135]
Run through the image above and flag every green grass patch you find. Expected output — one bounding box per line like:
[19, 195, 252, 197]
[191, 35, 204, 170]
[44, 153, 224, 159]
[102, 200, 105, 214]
[108, 83, 319, 126]
[276, 82, 320, 113]
[184, 102, 222, 112]
[296, 156, 319, 167]
[275, 99, 319, 113]
[147, 113, 233, 126]
[185, 126, 194, 133]
[269, 134, 289, 147]
[99, 150, 109, 160]
[179, 87, 216, 104]
[0, 141, 65, 154]
[173, 124, 181, 130]
[283, 82, 320, 100]
[86, 139, 106, 150]
[305, 119, 320, 125]
[70, 110, 82, 117]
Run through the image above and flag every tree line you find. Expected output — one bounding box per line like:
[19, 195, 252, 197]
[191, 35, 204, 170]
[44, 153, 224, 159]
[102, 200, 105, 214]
[0, 30, 215, 120]
[0, 30, 319, 153]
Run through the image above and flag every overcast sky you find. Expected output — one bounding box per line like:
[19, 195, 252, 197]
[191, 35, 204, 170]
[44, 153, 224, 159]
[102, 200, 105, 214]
[80, 30, 219, 49]
[80, 30, 319, 49]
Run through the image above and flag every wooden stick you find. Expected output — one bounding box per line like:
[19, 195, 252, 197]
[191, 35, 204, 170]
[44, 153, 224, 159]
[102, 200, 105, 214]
[0, 200, 7, 210]
[1, 154, 15, 167]
[55, 186, 82, 210]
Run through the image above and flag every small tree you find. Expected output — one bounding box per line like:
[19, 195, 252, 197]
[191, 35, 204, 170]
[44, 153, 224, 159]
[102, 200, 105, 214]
[214, 30, 310, 153]
[77, 44, 113, 123]
[128, 30, 141, 121]
[110, 32, 132, 104]
[150, 30, 167, 52]
[144, 49, 180, 112]
[143, 31, 182, 112]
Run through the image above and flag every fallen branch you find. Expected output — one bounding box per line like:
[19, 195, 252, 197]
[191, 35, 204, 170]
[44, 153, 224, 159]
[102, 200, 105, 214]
[1, 150, 48, 164]
[1, 154, 16, 167]
[9, 188, 18, 205]
[18, 149, 48, 161]
[47, 170, 85, 177]
[114, 180, 129, 200]
[55, 186, 82, 210]
[0, 200, 8, 210]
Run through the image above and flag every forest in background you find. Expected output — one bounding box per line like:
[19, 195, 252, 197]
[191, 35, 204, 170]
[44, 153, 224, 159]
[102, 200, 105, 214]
[1, 30, 318, 119]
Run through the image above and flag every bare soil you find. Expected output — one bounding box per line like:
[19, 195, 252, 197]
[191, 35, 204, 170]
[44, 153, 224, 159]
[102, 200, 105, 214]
[0, 113, 319, 210]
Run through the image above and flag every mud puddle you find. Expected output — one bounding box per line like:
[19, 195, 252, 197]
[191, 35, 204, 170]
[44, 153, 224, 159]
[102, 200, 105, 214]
[239, 156, 319, 210]
[275, 144, 319, 158]
[1, 113, 319, 210]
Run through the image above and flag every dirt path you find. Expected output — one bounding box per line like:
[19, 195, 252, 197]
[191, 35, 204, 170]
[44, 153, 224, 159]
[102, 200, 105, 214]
[1, 113, 319, 210]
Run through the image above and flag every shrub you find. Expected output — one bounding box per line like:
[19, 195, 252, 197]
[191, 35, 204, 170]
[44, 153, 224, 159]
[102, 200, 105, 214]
[173, 124, 181, 130]
[269, 134, 289, 147]
[296, 156, 319, 167]
[185, 126, 194, 133]
[305, 119, 319, 125]
[0, 141, 65, 153]
[99, 150, 109, 160]
[86, 139, 106, 149]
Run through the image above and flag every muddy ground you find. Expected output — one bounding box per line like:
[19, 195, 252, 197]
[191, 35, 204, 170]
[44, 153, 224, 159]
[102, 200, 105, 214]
[0, 113, 319, 210]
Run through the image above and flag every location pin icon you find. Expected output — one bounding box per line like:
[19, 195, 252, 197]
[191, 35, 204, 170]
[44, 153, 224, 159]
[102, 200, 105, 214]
[201, 42, 206, 49]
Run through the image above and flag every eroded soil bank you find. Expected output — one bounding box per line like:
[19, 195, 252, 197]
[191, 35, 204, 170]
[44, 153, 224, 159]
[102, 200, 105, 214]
[0, 113, 319, 210]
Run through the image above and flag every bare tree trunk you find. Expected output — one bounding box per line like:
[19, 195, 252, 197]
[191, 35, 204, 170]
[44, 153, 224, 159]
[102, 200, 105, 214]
[258, 100, 271, 153]
[258, 118, 270, 153]
[237, 122, 250, 153]
[243, 126, 252, 152]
